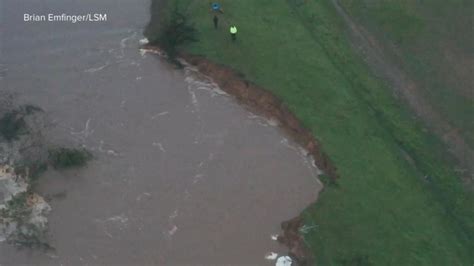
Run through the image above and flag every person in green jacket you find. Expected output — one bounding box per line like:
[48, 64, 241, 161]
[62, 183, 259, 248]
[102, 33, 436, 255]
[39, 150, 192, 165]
[230, 25, 237, 41]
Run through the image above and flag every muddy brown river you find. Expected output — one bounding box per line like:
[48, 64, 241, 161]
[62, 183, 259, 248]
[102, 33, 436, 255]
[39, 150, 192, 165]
[0, 0, 321, 265]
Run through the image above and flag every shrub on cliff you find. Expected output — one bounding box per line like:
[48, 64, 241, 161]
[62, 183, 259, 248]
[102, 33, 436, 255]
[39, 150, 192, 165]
[0, 110, 27, 141]
[147, 5, 198, 63]
[0, 105, 42, 141]
[48, 148, 92, 169]
[3, 193, 52, 251]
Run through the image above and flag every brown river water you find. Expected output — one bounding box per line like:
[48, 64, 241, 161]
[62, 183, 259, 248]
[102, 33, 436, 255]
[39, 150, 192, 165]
[0, 0, 321, 265]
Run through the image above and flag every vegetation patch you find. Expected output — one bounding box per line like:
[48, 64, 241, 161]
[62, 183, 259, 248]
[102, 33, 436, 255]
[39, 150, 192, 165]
[0, 102, 91, 250]
[0, 192, 52, 251]
[0, 111, 28, 141]
[0, 105, 43, 141]
[145, 5, 198, 64]
[14, 162, 49, 185]
[1, 192, 30, 223]
[317, 174, 338, 188]
[48, 148, 92, 169]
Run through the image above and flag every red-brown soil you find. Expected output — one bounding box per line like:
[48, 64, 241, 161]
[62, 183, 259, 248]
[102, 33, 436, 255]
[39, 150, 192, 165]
[180, 53, 338, 181]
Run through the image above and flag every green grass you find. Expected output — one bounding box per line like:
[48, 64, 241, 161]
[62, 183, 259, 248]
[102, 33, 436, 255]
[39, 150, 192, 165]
[147, 0, 473, 264]
[339, 0, 474, 148]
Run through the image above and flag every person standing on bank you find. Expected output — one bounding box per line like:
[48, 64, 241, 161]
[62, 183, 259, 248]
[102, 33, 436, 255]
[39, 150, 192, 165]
[213, 15, 218, 29]
[230, 25, 237, 41]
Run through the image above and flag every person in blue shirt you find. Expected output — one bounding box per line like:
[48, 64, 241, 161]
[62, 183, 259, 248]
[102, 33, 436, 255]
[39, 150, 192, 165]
[211, 2, 223, 13]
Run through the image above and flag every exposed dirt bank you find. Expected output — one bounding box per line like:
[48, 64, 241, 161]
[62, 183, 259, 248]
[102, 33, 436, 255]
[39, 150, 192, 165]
[181, 52, 338, 181]
[143, 44, 331, 263]
[277, 216, 313, 265]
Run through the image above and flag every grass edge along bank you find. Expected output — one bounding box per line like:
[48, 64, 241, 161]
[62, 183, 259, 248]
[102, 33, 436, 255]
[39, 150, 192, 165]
[145, 0, 474, 265]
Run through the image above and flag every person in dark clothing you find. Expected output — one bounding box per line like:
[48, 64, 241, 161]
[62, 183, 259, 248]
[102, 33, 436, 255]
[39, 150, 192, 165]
[213, 15, 218, 29]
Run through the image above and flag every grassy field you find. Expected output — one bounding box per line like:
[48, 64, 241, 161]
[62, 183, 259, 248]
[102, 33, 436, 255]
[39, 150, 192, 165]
[146, 0, 473, 265]
[339, 0, 474, 148]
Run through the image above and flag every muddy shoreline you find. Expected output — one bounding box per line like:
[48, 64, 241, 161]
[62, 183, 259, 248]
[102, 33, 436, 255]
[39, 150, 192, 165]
[144, 45, 337, 264]
[181, 53, 338, 180]
[182, 52, 325, 265]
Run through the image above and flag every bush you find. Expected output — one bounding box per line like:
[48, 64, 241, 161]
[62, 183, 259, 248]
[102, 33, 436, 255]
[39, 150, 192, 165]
[0, 110, 28, 141]
[8, 227, 53, 251]
[1, 192, 30, 222]
[147, 5, 198, 63]
[0, 105, 43, 141]
[14, 162, 49, 184]
[1, 192, 53, 251]
[318, 174, 338, 187]
[48, 148, 92, 169]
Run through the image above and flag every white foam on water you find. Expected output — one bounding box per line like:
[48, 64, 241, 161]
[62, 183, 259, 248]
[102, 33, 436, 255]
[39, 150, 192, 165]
[265, 252, 279, 260]
[97, 140, 121, 157]
[138, 38, 149, 45]
[106, 214, 129, 224]
[246, 112, 281, 128]
[280, 138, 322, 182]
[71, 118, 94, 139]
[184, 189, 191, 200]
[166, 209, 179, 237]
[84, 63, 110, 73]
[151, 111, 169, 120]
[267, 118, 279, 127]
[190, 89, 199, 106]
[129, 61, 140, 67]
[169, 209, 179, 221]
[139, 48, 164, 58]
[183, 64, 229, 108]
[106, 150, 120, 156]
[168, 225, 178, 236]
[152, 142, 166, 152]
[136, 192, 152, 202]
[119, 31, 137, 58]
[192, 174, 204, 184]
[102, 214, 129, 232]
